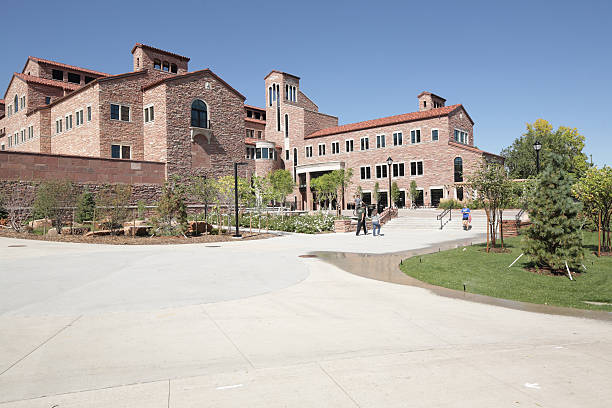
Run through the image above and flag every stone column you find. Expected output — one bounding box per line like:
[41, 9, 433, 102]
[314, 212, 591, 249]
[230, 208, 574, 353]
[306, 172, 313, 211]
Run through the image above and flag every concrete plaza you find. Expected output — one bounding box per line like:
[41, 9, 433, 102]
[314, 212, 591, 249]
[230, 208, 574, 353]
[0, 210, 610, 407]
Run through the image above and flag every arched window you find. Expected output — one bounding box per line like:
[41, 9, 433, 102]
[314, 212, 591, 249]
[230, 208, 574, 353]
[162, 61, 169, 72]
[454, 157, 463, 182]
[269, 87, 272, 106]
[153, 59, 161, 70]
[14, 95, 18, 112]
[191, 99, 208, 128]
[170, 63, 178, 73]
[285, 114, 289, 138]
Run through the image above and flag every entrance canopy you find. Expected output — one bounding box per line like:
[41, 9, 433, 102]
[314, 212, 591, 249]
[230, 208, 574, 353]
[295, 161, 344, 175]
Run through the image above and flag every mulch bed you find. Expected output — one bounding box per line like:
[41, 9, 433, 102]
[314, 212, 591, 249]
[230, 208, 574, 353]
[478, 247, 511, 253]
[0, 229, 276, 245]
[526, 266, 582, 277]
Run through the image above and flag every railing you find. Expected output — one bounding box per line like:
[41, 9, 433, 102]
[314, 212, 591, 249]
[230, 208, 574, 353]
[515, 208, 525, 223]
[436, 208, 452, 230]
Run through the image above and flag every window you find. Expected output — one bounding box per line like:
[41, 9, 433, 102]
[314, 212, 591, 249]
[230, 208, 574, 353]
[45, 97, 51, 105]
[454, 129, 468, 144]
[285, 150, 289, 160]
[7, 105, 12, 117]
[457, 187, 464, 201]
[410, 161, 424, 176]
[293, 148, 298, 165]
[261, 148, 269, 159]
[67, 73, 80, 84]
[345, 139, 354, 152]
[28, 125, 33, 139]
[85, 76, 95, 84]
[255, 148, 261, 159]
[246, 129, 254, 138]
[110, 104, 130, 121]
[376, 134, 386, 148]
[393, 132, 403, 146]
[52, 69, 63, 80]
[14, 133, 18, 145]
[14, 95, 18, 113]
[21, 129, 25, 142]
[254, 112, 261, 119]
[432, 129, 439, 141]
[162, 61, 170, 72]
[65, 114, 73, 130]
[360, 166, 371, 180]
[20, 96, 26, 110]
[87, 106, 92, 121]
[331, 141, 340, 154]
[170, 63, 178, 73]
[56, 118, 62, 134]
[247, 110, 253, 118]
[144, 105, 154, 123]
[360, 137, 369, 151]
[393, 162, 405, 177]
[318, 143, 326, 156]
[305, 146, 313, 158]
[285, 114, 289, 138]
[154, 59, 161, 70]
[76, 109, 84, 126]
[269, 86, 272, 106]
[246, 147, 255, 159]
[454, 157, 463, 182]
[257, 130, 262, 139]
[111, 144, 131, 159]
[375, 164, 388, 179]
[191, 99, 208, 128]
[410, 129, 421, 144]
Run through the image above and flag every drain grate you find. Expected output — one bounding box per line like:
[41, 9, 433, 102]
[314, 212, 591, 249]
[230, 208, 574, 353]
[205, 245, 221, 248]
[299, 254, 317, 258]
[8, 245, 26, 248]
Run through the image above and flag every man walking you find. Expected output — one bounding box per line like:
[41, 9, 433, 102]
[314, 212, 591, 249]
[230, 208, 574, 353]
[356, 202, 367, 236]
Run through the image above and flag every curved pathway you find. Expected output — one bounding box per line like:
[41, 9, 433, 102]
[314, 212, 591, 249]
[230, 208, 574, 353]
[0, 212, 610, 407]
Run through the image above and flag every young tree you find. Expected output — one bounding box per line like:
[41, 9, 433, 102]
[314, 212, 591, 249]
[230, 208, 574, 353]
[268, 169, 294, 206]
[32, 180, 75, 233]
[467, 160, 513, 249]
[501, 119, 589, 179]
[310, 173, 335, 211]
[331, 168, 353, 212]
[373, 182, 380, 210]
[573, 166, 612, 252]
[391, 182, 401, 207]
[189, 175, 218, 226]
[152, 176, 188, 236]
[217, 175, 253, 231]
[409, 180, 419, 208]
[523, 152, 584, 270]
[75, 190, 95, 224]
[96, 184, 132, 235]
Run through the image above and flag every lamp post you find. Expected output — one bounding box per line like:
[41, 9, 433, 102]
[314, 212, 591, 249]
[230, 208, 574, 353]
[386, 157, 393, 209]
[234, 161, 247, 237]
[533, 141, 542, 174]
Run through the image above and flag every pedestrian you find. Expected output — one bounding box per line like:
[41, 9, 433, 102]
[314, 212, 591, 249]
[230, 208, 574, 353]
[356, 202, 367, 236]
[371, 208, 382, 236]
[461, 205, 471, 230]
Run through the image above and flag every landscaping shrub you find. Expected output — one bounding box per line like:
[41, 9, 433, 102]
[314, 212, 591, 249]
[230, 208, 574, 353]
[151, 178, 188, 236]
[75, 191, 95, 223]
[224, 211, 341, 234]
[96, 184, 132, 235]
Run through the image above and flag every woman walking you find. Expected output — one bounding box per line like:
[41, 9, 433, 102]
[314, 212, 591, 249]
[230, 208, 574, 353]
[372, 208, 382, 236]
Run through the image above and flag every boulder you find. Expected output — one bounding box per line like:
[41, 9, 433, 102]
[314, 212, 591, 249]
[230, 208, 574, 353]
[189, 221, 213, 234]
[122, 219, 149, 228]
[124, 225, 151, 236]
[47, 227, 59, 236]
[29, 219, 53, 230]
[84, 229, 124, 237]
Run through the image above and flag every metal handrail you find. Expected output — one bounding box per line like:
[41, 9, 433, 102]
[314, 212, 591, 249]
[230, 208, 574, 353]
[515, 208, 525, 223]
[436, 208, 452, 230]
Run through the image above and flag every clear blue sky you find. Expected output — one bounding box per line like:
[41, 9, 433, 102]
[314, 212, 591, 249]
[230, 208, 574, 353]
[2, 0, 610, 166]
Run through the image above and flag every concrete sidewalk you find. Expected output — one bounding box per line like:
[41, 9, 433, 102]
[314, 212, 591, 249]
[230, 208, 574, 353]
[0, 214, 610, 407]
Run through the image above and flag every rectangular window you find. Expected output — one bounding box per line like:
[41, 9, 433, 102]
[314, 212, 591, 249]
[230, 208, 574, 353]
[121, 105, 130, 122]
[360, 137, 369, 151]
[76, 109, 83, 126]
[52, 69, 63, 80]
[20, 96, 26, 109]
[454, 129, 468, 143]
[87, 106, 92, 121]
[285, 150, 289, 160]
[393, 132, 403, 146]
[360, 166, 371, 180]
[144, 106, 154, 123]
[67, 73, 80, 84]
[431, 129, 438, 141]
[376, 134, 386, 148]
[393, 163, 405, 177]
[14, 133, 18, 145]
[111, 144, 131, 159]
[110, 104, 130, 121]
[318, 144, 326, 156]
[261, 147, 269, 159]
[305, 146, 313, 158]
[21, 129, 25, 142]
[45, 97, 51, 105]
[28, 125, 34, 139]
[257, 130, 262, 139]
[410, 161, 424, 176]
[331, 141, 339, 154]
[411, 129, 421, 144]
[56, 118, 62, 134]
[345, 139, 354, 152]
[246, 129, 254, 138]
[84, 76, 95, 84]
[65, 114, 73, 130]
[375, 164, 388, 179]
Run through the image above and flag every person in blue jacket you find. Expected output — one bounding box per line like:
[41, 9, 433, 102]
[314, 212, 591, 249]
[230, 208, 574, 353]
[461, 206, 471, 230]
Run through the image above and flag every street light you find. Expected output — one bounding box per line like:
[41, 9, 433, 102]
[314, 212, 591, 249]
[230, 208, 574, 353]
[233, 161, 247, 237]
[533, 141, 542, 174]
[386, 156, 393, 209]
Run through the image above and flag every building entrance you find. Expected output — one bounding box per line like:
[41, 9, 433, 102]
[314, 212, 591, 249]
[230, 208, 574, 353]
[430, 188, 444, 207]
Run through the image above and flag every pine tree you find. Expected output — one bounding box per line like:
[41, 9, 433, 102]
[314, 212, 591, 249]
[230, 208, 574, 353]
[523, 152, 583, 271]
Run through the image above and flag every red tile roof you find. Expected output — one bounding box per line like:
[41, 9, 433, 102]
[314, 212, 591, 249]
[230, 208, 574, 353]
[131, 43, 190, 61]
[449, 141, 504, 160]
[14, 73, 81, 91]
[244, 104, 265, 112]
[142, 69, 245, 100]
[417, 91, 446, 101]
[27, 57, 109, 77]
[306, 104, 463, 139]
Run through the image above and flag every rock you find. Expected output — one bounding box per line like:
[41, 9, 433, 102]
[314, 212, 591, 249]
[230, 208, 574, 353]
[29, 219, 53, 230]
[124, 225, 151, 236]
[84, 229, 124, 237]
[189, 221, 213, 234]
[47, 227, 59, 236]
[122, 219, 149, 228]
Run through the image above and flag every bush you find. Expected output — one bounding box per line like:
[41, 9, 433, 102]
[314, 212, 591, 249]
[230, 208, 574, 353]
[32, 180, 75, 231]
[151, 178, 188, 236]
[96, 184, 132, 235]
[75, 191, 95, 223]
[231, 212, 341, 234]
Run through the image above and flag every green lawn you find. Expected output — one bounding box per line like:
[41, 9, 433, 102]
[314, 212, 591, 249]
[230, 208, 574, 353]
[400, 232, 612, 312]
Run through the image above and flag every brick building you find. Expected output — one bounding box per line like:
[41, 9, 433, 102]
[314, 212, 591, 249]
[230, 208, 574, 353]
[1, 44, 501, 209]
